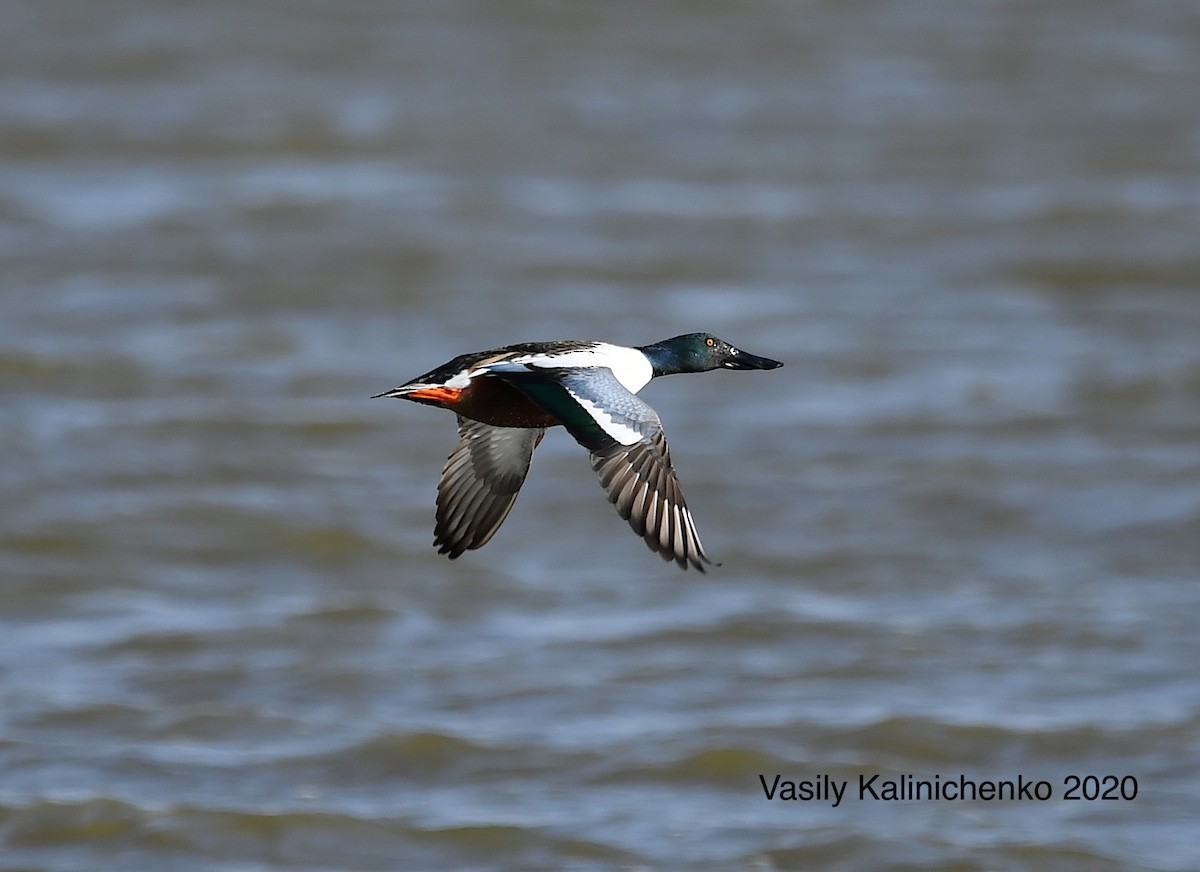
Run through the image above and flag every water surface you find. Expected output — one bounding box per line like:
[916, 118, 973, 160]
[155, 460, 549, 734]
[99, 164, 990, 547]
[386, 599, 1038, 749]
[2, 2, 1198, 870]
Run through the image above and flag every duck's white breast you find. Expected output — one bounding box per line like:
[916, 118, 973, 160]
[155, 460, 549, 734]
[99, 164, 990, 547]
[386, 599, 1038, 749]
[506, 343, 653, 394]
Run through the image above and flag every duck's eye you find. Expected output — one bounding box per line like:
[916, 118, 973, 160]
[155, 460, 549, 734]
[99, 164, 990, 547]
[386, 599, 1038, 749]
[705, 337, 716, 347]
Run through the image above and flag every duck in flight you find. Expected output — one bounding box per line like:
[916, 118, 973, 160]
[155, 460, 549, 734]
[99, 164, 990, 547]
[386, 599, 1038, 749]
[373, 333, 782, 570]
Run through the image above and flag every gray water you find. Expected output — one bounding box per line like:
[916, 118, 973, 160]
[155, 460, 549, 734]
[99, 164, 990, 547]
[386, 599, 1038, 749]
[2, 2, 1199, 870]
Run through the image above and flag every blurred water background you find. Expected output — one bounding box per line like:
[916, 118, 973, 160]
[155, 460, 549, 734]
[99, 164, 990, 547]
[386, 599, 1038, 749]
[2, 2, 1199, 870]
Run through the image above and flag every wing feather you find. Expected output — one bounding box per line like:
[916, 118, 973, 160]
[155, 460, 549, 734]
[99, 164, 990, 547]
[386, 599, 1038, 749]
[588, 433, 714, 571]
[493, 366, 716, 570]
[433, 417, 544, 558]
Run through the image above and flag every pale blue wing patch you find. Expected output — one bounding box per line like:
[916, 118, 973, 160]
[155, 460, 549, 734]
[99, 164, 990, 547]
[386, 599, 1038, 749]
[492, 366, 661, 452]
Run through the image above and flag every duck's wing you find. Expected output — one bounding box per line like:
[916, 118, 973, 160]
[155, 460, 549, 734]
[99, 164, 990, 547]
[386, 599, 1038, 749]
[492, 366, 715, 571]
[434, 416, 545, 558]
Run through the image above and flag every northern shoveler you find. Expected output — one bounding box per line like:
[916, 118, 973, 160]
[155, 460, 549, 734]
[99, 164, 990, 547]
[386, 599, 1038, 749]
[373, 333, 782, 570]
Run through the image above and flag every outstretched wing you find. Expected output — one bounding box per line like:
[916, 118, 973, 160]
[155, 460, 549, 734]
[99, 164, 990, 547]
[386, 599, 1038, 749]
[434, 416, 545, 558]
[493, 366, 715, 571]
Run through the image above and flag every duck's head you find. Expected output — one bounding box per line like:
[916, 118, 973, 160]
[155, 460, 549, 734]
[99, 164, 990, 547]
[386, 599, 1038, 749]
[639, 333, 783, 376]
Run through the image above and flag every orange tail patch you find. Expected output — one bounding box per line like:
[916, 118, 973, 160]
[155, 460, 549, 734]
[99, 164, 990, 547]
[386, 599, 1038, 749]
[406, 386, 464, 404]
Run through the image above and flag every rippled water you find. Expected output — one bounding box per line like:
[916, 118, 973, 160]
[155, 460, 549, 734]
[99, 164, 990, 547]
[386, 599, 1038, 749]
[2, 2, 1199, 870]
